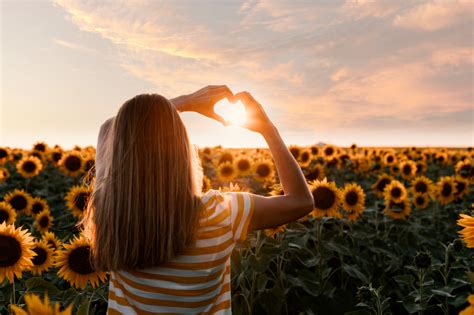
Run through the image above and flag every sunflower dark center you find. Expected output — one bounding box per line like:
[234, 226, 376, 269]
[0, 235, 21, 267]
[455, 181, 465, 194]
[311, 147, 319, 155]
[256, 164, 271, 177]
[237, 160, 250, 171]
[313, 186, 336, 210]
[415, 195, 425, 205]
[391, 187, 402, 198]
[10, 195, 27, 211]
[74, 192, 89, 211]
[325, 147, 334, 156]
[414, 182, 428, 193]
[31, 202, 44, 215]
[376, 178, 391, 192]
[68, 246, 94, 275]
[65, 156, 82, 171]
[387, 156, 394, 163]
[0, 149, 7, 159]
[345, 191, 358, 206]
[402, 165, 412, 175]
[0, 209, 10, 223]
[290, 148, 300, 159]
[441, 183, 452, 197]
[301, 152, 310, 162]
[52, 152, 62, 162]
[39, 216, 50, 228]
[22, 161, 37, 173]
[220, 166, 234, 177]
[32, 247, 47, 265]
[34, 144, 46, 152]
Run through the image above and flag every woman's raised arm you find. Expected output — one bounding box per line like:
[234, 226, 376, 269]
[232, 91, 314, 231]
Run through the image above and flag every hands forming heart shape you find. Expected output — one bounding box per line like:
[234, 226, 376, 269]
[182, 85, 273, 135]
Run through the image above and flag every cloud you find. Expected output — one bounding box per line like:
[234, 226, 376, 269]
[393, 0, 473, 31]
[52, 38, 97, 54]
[52, 0, 474, 144]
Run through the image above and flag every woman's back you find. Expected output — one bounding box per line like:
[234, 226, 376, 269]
[107, 189, 254, 314]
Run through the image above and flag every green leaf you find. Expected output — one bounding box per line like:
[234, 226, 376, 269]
[76, 299, 90, 315]
[25, 277, 59, 294]
[342, 265, 368, 283]
[431, 289, 454, 298]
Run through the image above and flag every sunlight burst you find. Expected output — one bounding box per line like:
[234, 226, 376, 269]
[214, 99, 247, 126]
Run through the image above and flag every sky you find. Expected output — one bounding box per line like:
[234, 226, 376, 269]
[1, 0, 473, 149]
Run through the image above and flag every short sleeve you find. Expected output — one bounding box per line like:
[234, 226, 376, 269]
[222, 192, 254, 242]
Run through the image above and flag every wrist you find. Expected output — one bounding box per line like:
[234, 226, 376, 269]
[170, 95, 191, 112]
[260, 122, 277, 138]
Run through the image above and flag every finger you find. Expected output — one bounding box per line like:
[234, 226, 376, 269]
[209, 112, 229, 126]
[213, 86, 234, 102]
[232, 91, 253, 104]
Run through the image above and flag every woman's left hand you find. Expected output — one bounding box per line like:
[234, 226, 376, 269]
[170, 85, 234, 126]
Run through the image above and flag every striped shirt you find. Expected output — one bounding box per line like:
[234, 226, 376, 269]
[107, 189, 254, 314]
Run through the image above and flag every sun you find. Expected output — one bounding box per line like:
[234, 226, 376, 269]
[214, 99, 247, 126]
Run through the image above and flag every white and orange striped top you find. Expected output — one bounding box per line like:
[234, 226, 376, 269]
[106, 189, 254, 314]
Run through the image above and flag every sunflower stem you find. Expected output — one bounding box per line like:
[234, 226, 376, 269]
[11, 277, 16, 306]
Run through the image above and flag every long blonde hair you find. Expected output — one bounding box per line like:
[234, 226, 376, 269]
[80, 94, 204, 272]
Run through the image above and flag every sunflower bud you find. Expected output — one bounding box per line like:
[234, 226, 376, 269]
[413, 251, 432, 269]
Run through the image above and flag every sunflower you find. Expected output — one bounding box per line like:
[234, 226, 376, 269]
[64, 185, 92, 218]
[310, 145, 320, 157]
[0, 222, 36, 282]
[264, 224, 286, 238]
[322, 144, 337, 159]
[383, 152, 397, 165]
[82, 154, 95, 174]
[0, 147, 10, 164]
[298, 149, 312, 167]
[309, 178, 342, 219]
[390, 163, 400, 175]
[341, 183, 365, 221]
[217, 151, 234, 165]
[435, 176, 456, 205]
[32, 141, 48, 153]
[415, 161, 427, 175]
[459, 294, 474, 315]
[48, 148, 63, 166]
[454, 177, 470, 199]
[30, 239, 54, 275]
[56, 234, 108, 289]
[0, 166, 10, 183]
[58, 151, 84, 177]
[16, 156, 43, 178]
[30, 197, 50, 217]
[410, 176, 433, 196]
[0, 201, 16, 225]
[289, 146, 301, 160]
[305, 164, 326, 182]
[457, 212, 474, 248]
[383, 180, 407, 203]
[10, 292, 73, 315]
[384, 199, 412, 220]
[455, 159, 473, 181]
[4, 189, 33, 215]
[253, 159, 274, 182]
[372, 174, 393, 197]
[413, 193, 430, 209]
[399, 160, 417, 179]
[216, 162, 236, 182]
[42, 231, 61, 252]
[202, 175, 212, 192]
[235, 156, 252, 176]
[34, 210, 53, 234]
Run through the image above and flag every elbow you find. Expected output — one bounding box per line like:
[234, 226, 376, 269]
[293, 193, 314, 214]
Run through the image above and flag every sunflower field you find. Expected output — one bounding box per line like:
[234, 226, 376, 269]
[0, 142, 473, 315]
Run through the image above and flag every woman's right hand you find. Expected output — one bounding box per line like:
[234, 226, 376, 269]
[232, 91, 274, 135]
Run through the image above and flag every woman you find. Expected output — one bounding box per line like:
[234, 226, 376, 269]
[82, 85, 314, 314]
